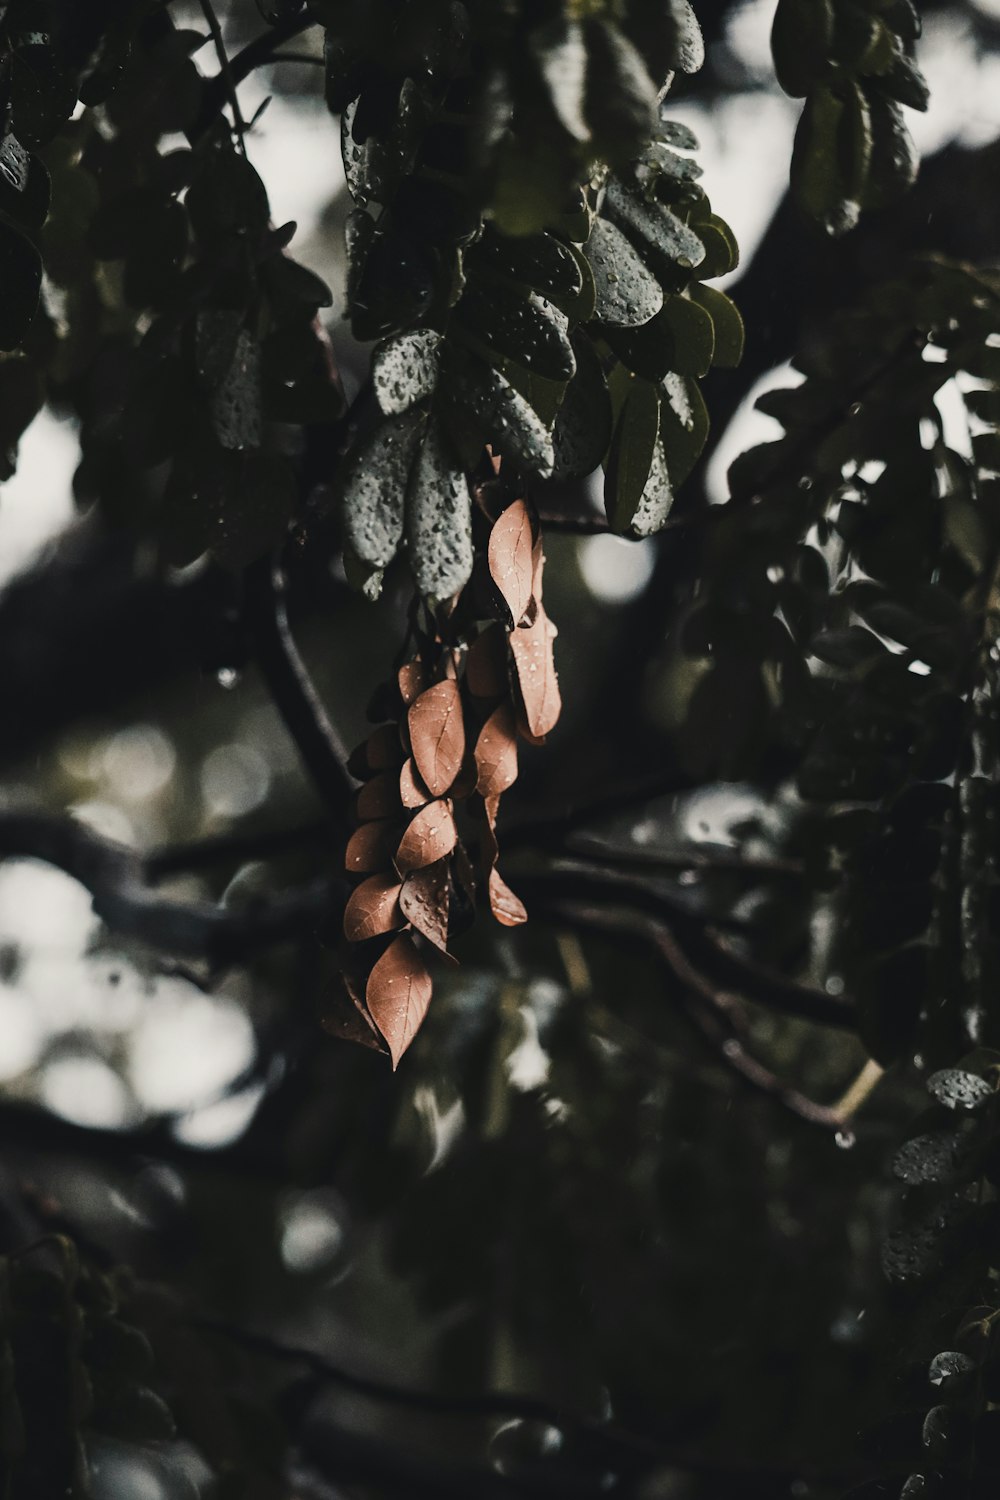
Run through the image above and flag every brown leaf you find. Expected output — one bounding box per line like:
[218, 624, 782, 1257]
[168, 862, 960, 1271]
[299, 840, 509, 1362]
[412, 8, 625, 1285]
[474, 703, 519, 798]
[465, 625, 508, 699]
[480, 792, 501, 874]
[400, 861, 452, 955]
[395, 799, 458, 873]
[356, 771, 400, 821]
[397, 659, 425, 706]
[487, 499, 534, 626]
[320, 983, 388, 1053]
[489, 868, 528, 927]
[510, 605, 561, 739]
[400, 757, 432, 809]
[486, 445, 502, 477]
[407, 679, 466, 797]
[343, 873, 404, 942]
[366, 934, 433, 1068]
[366, 723, 404, 773]
[345, 820, 394, 874]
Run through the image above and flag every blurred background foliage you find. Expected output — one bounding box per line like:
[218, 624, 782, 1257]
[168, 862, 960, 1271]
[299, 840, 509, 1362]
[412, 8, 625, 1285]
[0, 1, 999, 1498]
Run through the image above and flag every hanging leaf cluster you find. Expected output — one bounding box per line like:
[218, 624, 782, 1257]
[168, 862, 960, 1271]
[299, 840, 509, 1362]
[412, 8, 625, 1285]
[771, 0, 928, 233]
[333, 497, 560, 1066]
[335, 2, 742, 596]
[0, 1238, 173, 1498]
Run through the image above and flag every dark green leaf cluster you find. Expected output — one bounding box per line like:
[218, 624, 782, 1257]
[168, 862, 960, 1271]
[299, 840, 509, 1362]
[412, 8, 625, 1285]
[688, 261, 1000, 1072]
[335, 5, 742, 594]
[772, 0, 927, 233]
[0, 5, 341, 565]
[853, 1063, 1000, 1499]
[0, 1239, 173, 1498]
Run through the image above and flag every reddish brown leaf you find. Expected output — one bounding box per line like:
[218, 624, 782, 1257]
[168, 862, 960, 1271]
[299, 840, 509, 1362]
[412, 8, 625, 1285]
[397, 659, 425, 706]
[400, 861, 452, 955]
[489, 868, 528, 927]
[465, 625, 508, 699]
[407, 679, 466, 797]
[395, 799, 458, 873]
[366, 934, 434, 1068]
[345, 820, 393, 874]
[343, 873, 404, 942]
[487, 500, 534, 626]
[531, 538, 545, 604]
[321, 976, 388, 1053]
[399, 757, 432, 809]
[480, 792, 501, 874]
[356, 771, 400, 821]
[365, 723, 404, 772]
[486, 445, 502, 477]
[510, 605, 561, 739]
[474, 703, 519, 798]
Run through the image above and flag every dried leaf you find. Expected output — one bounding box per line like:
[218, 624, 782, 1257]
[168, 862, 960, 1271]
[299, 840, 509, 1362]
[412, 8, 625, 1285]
[356, 771, 400, 821]
[395, 799, 458, 873]
[400, 861, 452, 954]
[366, 934, 433, 1068]
[510, 607, 561, 739]
[489, 868, 528, 927]
[408, 679, 466, 797]
[320, 980, 387, 1053]
[400, 757, 432, 809]
[488, 500, 535, 626]
[466, 626, 509, 699]
[343, 874, 404, 942]
[365, 723, 404, 772]
[345, 820, 394, 874]
[398, 659, 425, 706]
[474, 704, 519, 798]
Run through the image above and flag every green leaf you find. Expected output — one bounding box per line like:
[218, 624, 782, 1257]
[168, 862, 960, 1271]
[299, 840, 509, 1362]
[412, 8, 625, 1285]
[603, 178, 706, 278]
[661, 294, 716, 376]
[553, 332, 613, 478]
[692, 284, 745, 367]
[691, 211, 739, 278]
[584, 217, 664, 328]
[457, 280, 576, 381]
[473, 228, 584, 304]
[771, 0, 834, 96]
[790, 87, 861, 236]
[660, 372, 709, 485]
[604, 378, 661, 532]
[584, 20, 659, 159]
[861, 93, 918, 209]
[372, 330, 443, 415]
[340, 409, 426, 570]
[0, 135, 51, 228]
[530, 19, 589, 143]
[406, 419, 474, 601]
[444, 349, 555, 477]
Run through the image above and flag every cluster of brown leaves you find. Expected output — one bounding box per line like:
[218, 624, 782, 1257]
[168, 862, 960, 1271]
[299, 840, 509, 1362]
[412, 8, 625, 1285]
[331, 499, 561, 1067]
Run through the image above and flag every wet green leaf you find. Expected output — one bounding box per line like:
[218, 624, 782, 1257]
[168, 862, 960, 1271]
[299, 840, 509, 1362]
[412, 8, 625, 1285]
[340, 409, 426, 570]
[584, 217, 664, 328]
[406, 419, 474, 600]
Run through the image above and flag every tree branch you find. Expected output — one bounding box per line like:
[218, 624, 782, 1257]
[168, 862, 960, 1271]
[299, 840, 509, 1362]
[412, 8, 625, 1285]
[244, 556, 355, 829]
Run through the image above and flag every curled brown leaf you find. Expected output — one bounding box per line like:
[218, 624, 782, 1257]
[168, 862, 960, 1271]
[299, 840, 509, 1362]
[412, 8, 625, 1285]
[488, 868, 528, 927]
[510, 605, 561, 739]
[366, 934, 434, 1069]
[395, 798, 458, 873]
[398, 659, 425, 706]
[400, 860, 452, 955]
[343, 873, 404, 942]
[408, 679, 466, 797]
[345, 820, 395, 874]
[474, 703, 519, 799]
[399, 756, 432, 809]
[487, 499, 535, 626]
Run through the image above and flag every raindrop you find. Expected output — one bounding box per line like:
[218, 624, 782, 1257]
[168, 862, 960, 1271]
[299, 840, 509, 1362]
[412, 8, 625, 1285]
[928, 1350, 974, 1387]
[216, 667, 240, 690]
[834, 1129, 855, 1150]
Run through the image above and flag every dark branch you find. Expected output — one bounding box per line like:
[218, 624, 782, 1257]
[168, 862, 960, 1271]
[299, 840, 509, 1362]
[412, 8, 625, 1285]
[244, 556, 355, 829]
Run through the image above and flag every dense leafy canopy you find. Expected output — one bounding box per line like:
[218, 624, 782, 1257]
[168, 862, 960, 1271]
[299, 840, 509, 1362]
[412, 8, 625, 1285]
[0, 1, 997, 1499]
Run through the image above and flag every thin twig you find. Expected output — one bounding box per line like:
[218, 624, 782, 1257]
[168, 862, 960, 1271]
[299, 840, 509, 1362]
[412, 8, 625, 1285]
[541, 899, 850, 1133]
[198, 0, 249, 151]
[244, 556, 356, 827]
[193, 15, 315, 139]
